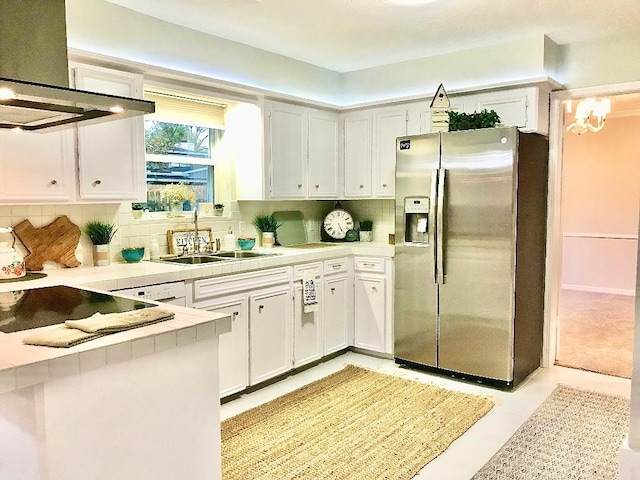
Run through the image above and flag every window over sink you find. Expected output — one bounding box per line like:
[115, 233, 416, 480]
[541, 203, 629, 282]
[142, 87, 226, 213]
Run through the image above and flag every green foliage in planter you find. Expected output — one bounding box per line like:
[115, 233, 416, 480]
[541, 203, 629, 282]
[252, 214, 282, 233]
[83, 221, 117, 245]
[448, 109, 501, 131]
[359, 219, 374, 231]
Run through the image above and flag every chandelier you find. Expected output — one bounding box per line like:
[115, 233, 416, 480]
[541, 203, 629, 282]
[565, 97, 611, 134]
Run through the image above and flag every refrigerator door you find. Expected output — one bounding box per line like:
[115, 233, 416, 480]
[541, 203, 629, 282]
[437, 127, 517, 381]
[394, 133, 440, 367]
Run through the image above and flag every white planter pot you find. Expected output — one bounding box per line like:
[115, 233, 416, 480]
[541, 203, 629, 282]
[93, 244, 110, 266]
[261, 232, 275, 248]
[359, 231, 373, 242]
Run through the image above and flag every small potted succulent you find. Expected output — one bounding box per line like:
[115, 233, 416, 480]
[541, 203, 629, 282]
[252, 214, 282, 248]
[83, 221, 118, 266]
[358, 219, 373, 242]
[131, 202, 146, 219]
[213, 203, 224, 216]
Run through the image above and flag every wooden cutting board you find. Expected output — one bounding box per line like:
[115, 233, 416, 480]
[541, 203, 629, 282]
[13, 215, 81, 271]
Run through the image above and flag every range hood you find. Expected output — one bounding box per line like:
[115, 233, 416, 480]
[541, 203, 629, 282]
[0, 0, 154, 133]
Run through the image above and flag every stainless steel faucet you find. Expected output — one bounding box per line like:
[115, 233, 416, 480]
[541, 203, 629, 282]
[193, 208, 200, 253]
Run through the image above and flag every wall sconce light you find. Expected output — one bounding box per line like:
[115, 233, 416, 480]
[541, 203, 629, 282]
[565, 97, 611, 134]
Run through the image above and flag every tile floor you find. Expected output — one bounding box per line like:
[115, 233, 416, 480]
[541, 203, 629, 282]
[220, 351, 631, 480]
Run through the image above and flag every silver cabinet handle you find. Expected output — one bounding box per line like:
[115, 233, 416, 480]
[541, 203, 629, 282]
[315, 184, 320, 189]
[359, 184, 364, 189]
[92, 180, 102, 187]
[258, 305, 264, 313]
[382, 183, 387, 188]
[330, 287, 336, 294]
[363, 263, 376, 268]
[50, 179, 58, 186]
[332, 264, 341, 270]
[371, 286, 377, 293]
[297, 184, 302, 188]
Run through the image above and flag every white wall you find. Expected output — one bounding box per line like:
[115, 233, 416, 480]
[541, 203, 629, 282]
[561, 115, 640, 294]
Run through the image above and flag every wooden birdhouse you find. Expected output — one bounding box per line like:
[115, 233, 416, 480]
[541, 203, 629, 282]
[430, 84, 450, 133]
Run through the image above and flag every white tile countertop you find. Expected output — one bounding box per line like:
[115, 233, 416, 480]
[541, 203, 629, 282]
[0, 242, 394, 294]
[0, 242, 394, 395]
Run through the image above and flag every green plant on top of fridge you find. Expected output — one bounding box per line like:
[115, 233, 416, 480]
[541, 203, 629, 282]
[448, 109, 501, 131]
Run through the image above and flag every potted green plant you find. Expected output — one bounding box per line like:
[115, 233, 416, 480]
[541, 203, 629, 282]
[164, 183, 197, 212]
[359, 219, 373, 242]
[252, 214, 282, 248]
[213, 203, 224, 216]
[448, 109, 501, 131]
[83, 221, 117, 266]
[131, 202, 146, 219]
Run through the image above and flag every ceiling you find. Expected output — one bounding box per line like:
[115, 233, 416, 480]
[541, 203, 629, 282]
[104, 0, 640, 73]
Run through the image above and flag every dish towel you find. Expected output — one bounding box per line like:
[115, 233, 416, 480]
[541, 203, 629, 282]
[303, 271, 319, 313]
[22, 307, 175, 348]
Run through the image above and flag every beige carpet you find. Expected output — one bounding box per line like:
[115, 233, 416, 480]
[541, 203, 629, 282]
[472, 385, 630, 479]
[221, 365, 494, 480]
[555, 289, 634, 378]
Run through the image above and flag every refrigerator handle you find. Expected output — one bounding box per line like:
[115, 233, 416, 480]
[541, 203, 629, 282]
[430, 169, 439, 284]
[437, 168, 446, 284]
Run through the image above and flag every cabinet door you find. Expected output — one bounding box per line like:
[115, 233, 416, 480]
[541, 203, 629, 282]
[308, 109, 340, 199]
[73, 64, 145, 201]
[201, 296, 249, 398]
[293, 281, 322, 367]
[0, 129, 75, 202]
[344, 113, 372, 198]
[323, 274, 350, 354]
[267, 101, 307, 199]
[374, 107, 406, 198]
[249, 285, 292, 385]
[354, 273, 387, 353]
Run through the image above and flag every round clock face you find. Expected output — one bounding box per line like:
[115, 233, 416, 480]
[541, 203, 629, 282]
[323, 209, 354, 240]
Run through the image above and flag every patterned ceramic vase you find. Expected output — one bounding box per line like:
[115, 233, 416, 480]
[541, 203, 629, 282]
[0, 242, 26, 279]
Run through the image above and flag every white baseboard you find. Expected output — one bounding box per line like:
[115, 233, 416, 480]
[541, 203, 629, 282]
[561, 284, 635, 296]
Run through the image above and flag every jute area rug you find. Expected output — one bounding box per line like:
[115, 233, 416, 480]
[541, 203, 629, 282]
[472, 385, 630, 480]
[222, 364, 494, 480]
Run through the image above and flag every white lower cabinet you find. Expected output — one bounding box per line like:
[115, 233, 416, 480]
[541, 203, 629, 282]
[293, 263, 323, 368]
[323, 258, 352, 354]
[199, 296, 249, 398]
[353, 257, 393, 354]
[249, 285, 293, 384]
[193, 267, 292, 398]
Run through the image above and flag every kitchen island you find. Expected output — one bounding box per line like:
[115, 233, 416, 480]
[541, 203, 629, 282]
[0, 293, 231, 480]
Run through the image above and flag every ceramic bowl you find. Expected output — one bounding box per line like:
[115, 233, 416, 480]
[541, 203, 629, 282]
[121, 247, 145, 263]
[237, 238, 256, 251]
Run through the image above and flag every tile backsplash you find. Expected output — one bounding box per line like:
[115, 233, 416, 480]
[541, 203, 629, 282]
[0, 199, 395, 268]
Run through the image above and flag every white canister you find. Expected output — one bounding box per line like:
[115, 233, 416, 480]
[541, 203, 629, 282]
[0, 242, 26, 279]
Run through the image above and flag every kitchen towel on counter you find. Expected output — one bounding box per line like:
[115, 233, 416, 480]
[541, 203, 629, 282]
[22, 325, 103, 348]
[303, 271, 318, 313]
[65, 308, 175, 334]
[22, 307, 175, 348]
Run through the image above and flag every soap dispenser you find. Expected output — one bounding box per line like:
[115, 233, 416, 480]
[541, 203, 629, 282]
[0, 227, 25, 279]
[224, 227, 236, 251]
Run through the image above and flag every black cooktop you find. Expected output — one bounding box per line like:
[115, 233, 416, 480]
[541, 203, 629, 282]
[0, 285, 156, 334]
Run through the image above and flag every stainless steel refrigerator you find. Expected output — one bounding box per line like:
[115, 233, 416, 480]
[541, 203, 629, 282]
[394, 127, 548, 388]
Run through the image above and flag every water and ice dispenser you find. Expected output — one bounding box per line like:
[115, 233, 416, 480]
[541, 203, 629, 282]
[404, 197, 429, 244]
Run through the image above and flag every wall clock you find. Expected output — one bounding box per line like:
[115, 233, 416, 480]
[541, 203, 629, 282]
[322, 203, 354, 241]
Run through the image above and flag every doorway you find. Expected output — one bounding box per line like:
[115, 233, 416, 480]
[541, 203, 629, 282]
[551, 91, 640, 378]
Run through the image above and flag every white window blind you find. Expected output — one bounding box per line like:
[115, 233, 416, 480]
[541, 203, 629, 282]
[143, 87, 226, 129]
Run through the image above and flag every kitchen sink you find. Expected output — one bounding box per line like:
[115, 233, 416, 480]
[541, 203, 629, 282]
[159, 254, 232, 265]
[212, 251, 281, 259]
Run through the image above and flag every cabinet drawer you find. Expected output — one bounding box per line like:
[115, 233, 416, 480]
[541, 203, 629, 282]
[354, 256, 385, 273]
[194, 267, 291, 300]
[293, 262, 322, 280]
[324, 258, 348, 275]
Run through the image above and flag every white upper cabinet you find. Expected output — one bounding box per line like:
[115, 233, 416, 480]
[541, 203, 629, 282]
[344, 106, 407, 199]
[373, 106, 407, 198]
[0, 129, 76, 203]
[308, 109, 340, 198]
[265, 100, 340, 200]
[343, 112, 373, 198]
[72, 63, 146, 201]
[453, 86, 549, 134]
